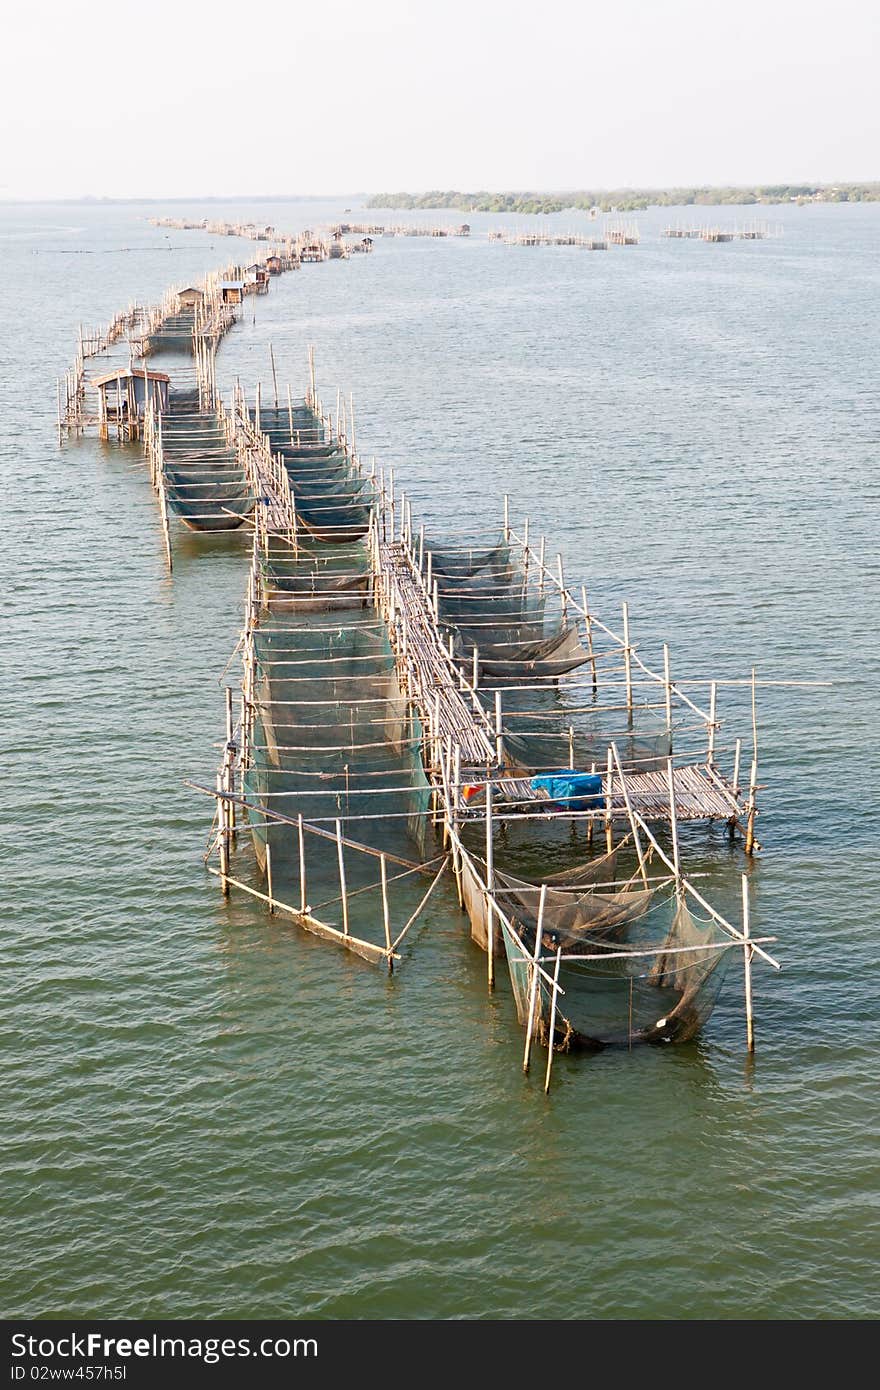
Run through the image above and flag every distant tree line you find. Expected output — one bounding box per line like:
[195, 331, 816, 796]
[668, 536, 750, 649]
[367, 184, 880, 213]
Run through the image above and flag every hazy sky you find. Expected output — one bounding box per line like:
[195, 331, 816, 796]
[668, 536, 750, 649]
[2, 0, 877, 199]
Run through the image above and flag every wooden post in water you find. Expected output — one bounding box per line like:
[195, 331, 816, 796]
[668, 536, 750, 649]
[745, 759, 758, 854]
[708, 681, 717, 764]
[611, 743, 649, 888]
[742, 873, 755, 1050]
[265, 839, 275, 914]
[485, 781, 495, 989]
[543, 948, 563, 1095]
[663, 644, 672, 744]
[667, 757, 680, 884]
[452, 743, 463, 907]
[732, 737, 742, 797]
[523, 884, 547, 1073]
[605, 747, 614, 853]
[336, 819, 349, 936]
[298, 813, 307, 914]
[495, 690, 504, 766]
[225, 687, 236, 835]
[381, 854, 392, 973]
[557, 555, 567, 622]
[503, 494, 510, 541]
[581, 585, 598, 694]
[216, 773, 229, 897]
[308, 345, 316, 410]
[622, 602, 633, 713]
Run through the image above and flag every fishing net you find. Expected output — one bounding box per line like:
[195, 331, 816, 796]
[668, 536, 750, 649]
[641, 898, 734, 1042]
[252, 405, 372, 541]
[241, 531, 434, 951]
[162, 409, 252, 530]
[493, 858, 736, 1048]
[502, 726, 672, 775]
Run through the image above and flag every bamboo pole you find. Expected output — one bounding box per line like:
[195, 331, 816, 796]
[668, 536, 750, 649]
[610, 743, 649, 887]
[667, 757, 680, 883]
[216, 773, 229, 896]
[486, 780, 495, 989]
[336, 818, 349, 935]
[557, 555, 567, 622]
[225, 687, 236, 834]
[605, 747, 614, 854]
[298, 813, 307, 912]
[742, 874, 755, 1050]
[745, 759, 758, 854]
[708, 681, 717, 763]
[622, 602, 633, 712]
[452, 743, 463, 907]
[732, 737, 742, 796]
[543, 948, 563, 1094]
[582, 585, 598, 693]
[381, 854, 392, 972]
[523, 885, 547, 1073]
[663, 643, 672, 740]
[265, 839, 275, 914]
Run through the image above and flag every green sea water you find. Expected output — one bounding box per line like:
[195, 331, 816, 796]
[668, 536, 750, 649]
[2, 198, 878, 1319]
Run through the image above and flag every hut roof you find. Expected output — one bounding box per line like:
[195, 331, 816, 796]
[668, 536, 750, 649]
[218, 280, 245, 290]
[178, 285, 204, 295]
[93, 367, 170, 387]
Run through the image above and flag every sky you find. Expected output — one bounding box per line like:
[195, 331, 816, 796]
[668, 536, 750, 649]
[1, 0, 877, 199]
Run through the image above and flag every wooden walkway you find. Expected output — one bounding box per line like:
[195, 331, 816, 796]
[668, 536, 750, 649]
[496, 761, 740, 822]
[374, 540, 497, 769]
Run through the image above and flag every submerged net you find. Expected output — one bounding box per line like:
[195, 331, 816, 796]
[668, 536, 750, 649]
[162, 399, 252, 531]
[253, 404, 372, 541]
[493, 854, 735, 1048]
[242, 531, 434, 952]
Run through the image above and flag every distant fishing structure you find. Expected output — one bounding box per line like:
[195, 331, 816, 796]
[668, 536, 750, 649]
[151, 214, 466, 242]
[489, 218, 638, 248]
[662, 219, 783, 241]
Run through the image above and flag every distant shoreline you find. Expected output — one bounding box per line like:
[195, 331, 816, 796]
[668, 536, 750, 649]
[367, 184, 880, 214]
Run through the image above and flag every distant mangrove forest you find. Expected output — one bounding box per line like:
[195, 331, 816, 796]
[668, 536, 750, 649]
[367, 184, 880, 214]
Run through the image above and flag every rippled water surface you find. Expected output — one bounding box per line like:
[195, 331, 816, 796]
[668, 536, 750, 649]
[2, 198, 878, 1319]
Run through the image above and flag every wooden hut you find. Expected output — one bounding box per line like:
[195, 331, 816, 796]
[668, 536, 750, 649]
[265, 254, 283, 275]
[246, 262, 270, 291]
[218, 280, 245, 305]
[177, 286, 205, 309]
[93, 367, 170, 440]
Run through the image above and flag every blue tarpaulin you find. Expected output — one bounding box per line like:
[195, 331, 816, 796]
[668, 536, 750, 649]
[530, 770, 604, 811]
